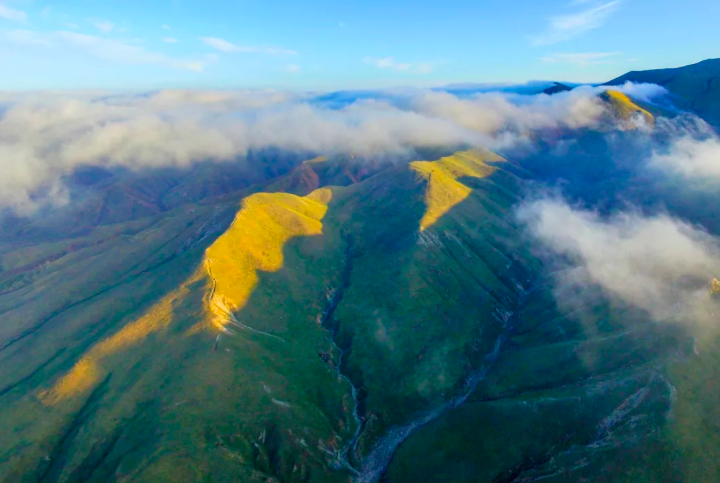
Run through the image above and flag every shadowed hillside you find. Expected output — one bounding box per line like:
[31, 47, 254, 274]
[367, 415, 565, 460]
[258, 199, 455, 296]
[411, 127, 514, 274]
[605, 58, 720, 128]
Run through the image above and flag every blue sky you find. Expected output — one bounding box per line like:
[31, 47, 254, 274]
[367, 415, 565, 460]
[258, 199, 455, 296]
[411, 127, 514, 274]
[0, 0, 719, 90]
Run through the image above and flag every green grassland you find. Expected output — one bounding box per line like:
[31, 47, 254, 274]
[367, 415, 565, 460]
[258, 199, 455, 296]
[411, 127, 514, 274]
[0, 91, 719, 482]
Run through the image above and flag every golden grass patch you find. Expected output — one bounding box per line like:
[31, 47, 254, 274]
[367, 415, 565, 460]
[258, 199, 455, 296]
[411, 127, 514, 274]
[411, 150, 502, 231]
[204, 188, 332, 331]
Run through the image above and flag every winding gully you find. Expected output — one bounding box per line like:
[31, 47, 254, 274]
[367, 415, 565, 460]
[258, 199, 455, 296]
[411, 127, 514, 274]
[321, 234, 534, 483]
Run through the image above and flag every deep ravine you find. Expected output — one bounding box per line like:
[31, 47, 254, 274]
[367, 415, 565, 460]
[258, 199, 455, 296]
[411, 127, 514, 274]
[317, 234, 364, 474]
[320, 233, 537, 483]
[353, 292, 529, 483]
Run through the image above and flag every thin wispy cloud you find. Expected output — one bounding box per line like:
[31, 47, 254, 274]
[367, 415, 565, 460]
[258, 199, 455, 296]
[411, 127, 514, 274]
[40, 8, 80, 30]
[367, 57, 411, 71]
[5, 29, 51, 47]
[285, 64, 301, 74]
[541, 52, 621, 66]
[162, 37, 179, 43]
[0, 2, 27, 23]
[199, 37, 297, 55]
[364, 57, 434, 74]
[416, 63, 434, 74]
[532, 1, 621, 46]
[87, 18, 115, 33]
[162, 24, 171, 30]
[5, 29, 207, 72]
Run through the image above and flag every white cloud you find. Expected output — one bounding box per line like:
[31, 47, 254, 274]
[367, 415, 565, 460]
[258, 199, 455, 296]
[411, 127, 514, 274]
[364, 57, 433, 74]
[162, 37, 179, 43]
[0, 84, 664, 213]
[87, 18, 115, 33]
[199, 37, 297, 55]
[541, 52, 620, 66]
[0, 2, 26, 23]
[612, 81, 668, 102]
[532, 1, 621, 46]
[519, 198, 720, 323]
[4, 29, 207, 72]
[409, 86, 609, 133]
[650, 136, 720, 183]
[0, 90, 467, 211]
[285, 64, 301, 74]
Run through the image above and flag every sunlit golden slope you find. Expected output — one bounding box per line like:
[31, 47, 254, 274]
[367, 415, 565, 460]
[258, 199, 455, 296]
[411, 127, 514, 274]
[39, 277, 197, 405]
[411, 149, 505, 231]
[204, 188, 332, 331]
[602, 90, 655, 128]
[39, 188, 334, 404]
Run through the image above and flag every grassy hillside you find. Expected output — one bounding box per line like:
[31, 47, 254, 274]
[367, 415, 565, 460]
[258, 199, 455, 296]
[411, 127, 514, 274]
[0, 141, 719, 482]
[601, 90, 655, 128]
[605, 58, 720, 128]
[0, 149, 536, 482]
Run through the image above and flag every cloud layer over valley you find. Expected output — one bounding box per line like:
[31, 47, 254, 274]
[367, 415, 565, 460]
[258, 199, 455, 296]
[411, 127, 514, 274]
[519, 197, 720, 324]
[650, 135, 720, 184]
[0, 82, 671, 212]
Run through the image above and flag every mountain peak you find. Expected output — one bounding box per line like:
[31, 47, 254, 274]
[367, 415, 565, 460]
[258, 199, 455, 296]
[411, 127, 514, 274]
[410, 149, 505, 231]
[542, 82, 573, 95]
[600, 90, 655, 128]
[604, 58, 720, 128]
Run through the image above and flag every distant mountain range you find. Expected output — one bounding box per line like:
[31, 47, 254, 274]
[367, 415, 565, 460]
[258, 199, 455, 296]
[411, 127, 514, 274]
[317, 59, 720, 131]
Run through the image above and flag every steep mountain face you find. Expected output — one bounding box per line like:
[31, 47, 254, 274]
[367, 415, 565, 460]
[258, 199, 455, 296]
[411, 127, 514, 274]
[605, 58, 720, 128]
[0, 91, 719, 483]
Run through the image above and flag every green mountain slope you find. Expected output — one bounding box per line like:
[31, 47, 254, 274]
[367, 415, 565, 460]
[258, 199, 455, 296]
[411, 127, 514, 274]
[2, 138, 715, 483]
[605, 58, 720, 128]
[0, 150, 529, 482]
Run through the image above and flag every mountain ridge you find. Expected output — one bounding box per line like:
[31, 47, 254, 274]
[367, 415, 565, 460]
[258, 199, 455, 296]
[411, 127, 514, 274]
[605, 58, 720, 127]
